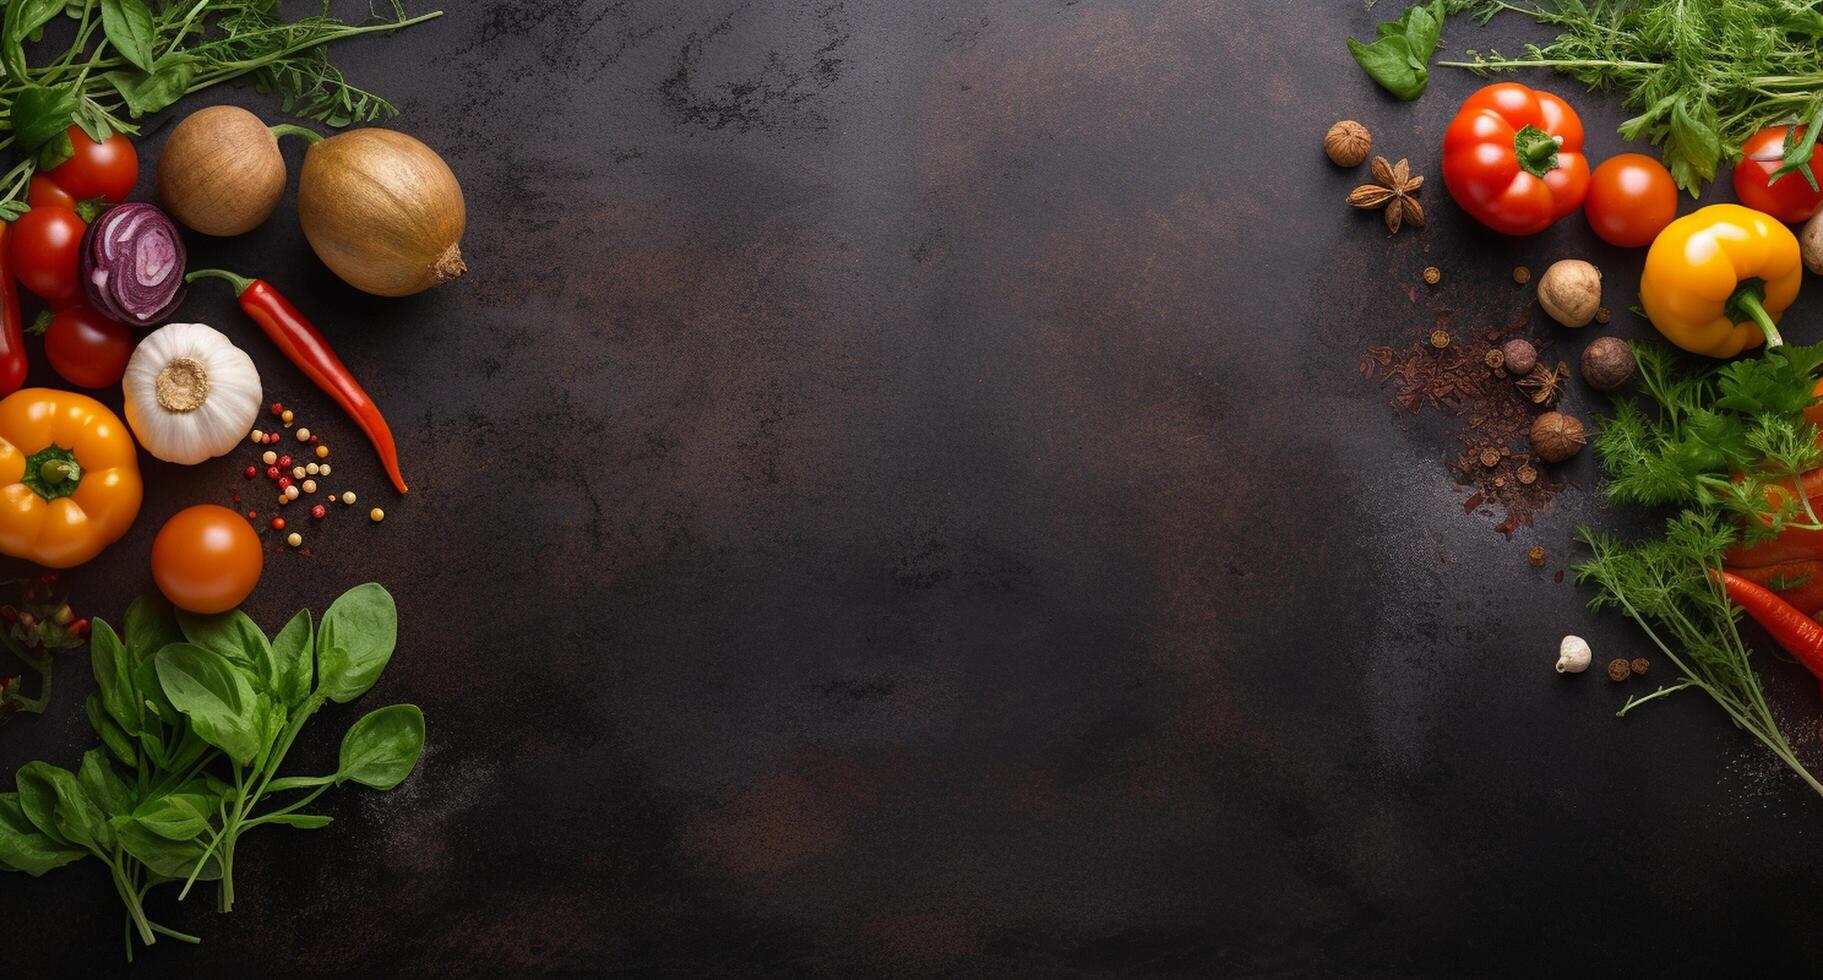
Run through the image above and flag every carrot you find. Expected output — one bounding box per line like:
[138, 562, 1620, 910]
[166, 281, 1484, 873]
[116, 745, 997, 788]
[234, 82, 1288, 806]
[1717, 569, 1823, 700]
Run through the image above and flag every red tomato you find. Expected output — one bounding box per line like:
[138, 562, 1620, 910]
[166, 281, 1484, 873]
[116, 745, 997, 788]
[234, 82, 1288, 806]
[25, 175, 75, 212]
[1734, 125, 1823, 223]
[7, 206, 85, 304]
[151, 505, 264, 614]
[1585, 153, 1678, 247]
[43, 306, 133, 389]
[44, 127, 137, 203]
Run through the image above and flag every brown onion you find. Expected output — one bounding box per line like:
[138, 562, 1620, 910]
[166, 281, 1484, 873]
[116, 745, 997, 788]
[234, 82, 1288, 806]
[297, 128, 466, 296]
[157, 106, 287, 236]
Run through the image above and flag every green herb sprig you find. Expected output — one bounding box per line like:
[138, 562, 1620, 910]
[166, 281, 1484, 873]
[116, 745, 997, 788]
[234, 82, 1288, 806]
[1578, 340, 1823, 797]
[1441, 0, 1823, 194]
[0, 1, 442, 219]
[1348, 0, 1449, 100]
[0, 583, 426, 959]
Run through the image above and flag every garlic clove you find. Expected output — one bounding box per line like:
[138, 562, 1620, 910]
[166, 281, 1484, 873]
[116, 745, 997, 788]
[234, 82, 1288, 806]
[1556, 635, 1593, 674]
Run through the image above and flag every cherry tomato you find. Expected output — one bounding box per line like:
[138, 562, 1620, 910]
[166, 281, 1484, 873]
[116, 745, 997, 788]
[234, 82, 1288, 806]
[1585, 153, 1678, 247]
[151, 504, 263, 614]
[44, 127, 136, 203]
[25, 175, 75, 212]
[7, 205, 85, 304]
[1733, 125, 1823, 223]
[43, 305, 133, 388]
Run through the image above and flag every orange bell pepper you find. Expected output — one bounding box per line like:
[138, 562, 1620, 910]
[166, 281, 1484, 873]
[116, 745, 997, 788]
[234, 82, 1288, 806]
[1639, 204, 1803, 358]
[0, 388, 141, 567]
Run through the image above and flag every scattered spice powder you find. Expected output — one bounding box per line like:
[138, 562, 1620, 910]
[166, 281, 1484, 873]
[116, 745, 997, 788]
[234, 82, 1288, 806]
[1363, 321, 1569, 536]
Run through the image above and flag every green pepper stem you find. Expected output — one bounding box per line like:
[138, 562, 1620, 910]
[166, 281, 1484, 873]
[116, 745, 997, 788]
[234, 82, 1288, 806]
[39, 459, 77, 486]
[1512, 125, 1563, 179]
[268, 124, 322, 145]
[185, 268, 254, 296]
[1728, 279, 1785, 350]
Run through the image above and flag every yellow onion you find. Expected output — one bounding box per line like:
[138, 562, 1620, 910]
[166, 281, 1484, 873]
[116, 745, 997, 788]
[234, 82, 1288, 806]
[157, 106, 287, 236]
[297, 128, 466, 296]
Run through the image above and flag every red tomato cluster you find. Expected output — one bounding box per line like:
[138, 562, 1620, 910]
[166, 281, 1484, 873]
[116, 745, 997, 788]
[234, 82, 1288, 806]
[2, 127, 139, 389]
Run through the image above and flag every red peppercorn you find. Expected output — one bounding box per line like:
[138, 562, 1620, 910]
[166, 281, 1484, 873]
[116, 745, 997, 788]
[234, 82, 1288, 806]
[271, 403, 284, 416]
[245, 466, 258, 479]
[311, 504, 327, 520]
[70, 618, 89, 637]
[246, 511, 258, 520]
[266, 432, 280, 444]
[271, 517, 286, 531]
[277, 455, 292, 467]
[310, 435, 321, 445]
[266, 465, 280, 479]
[277, 476, 293, 490]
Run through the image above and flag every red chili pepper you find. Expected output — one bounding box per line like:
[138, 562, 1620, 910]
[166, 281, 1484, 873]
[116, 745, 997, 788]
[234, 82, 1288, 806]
[0, 225, 28, 396]
[1717, 569, 1823, 699]
[189, 269, 408, 493]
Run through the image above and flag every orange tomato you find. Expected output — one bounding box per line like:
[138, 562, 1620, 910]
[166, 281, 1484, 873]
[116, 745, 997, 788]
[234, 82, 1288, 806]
[151, 504, 263, 613]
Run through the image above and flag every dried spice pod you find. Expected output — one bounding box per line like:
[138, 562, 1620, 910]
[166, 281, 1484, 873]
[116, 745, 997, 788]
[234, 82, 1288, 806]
[1518, 361, 1570, 405]
[1347, 156, 1424, 234]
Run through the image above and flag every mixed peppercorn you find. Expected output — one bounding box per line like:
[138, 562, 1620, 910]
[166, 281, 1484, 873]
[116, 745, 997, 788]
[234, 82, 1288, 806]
[238, 399, 385, 554]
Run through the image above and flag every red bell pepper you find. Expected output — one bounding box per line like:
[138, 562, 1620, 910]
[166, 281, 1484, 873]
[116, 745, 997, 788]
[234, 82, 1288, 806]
[1441, 82, 1591, 236]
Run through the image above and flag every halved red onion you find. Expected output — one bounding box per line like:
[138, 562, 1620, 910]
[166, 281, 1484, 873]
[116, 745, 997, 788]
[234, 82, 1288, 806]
[80, 203, 187, 325]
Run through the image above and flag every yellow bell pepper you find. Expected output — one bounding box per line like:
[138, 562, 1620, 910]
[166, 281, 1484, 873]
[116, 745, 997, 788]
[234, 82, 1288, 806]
[0, 389, 141, 568]
[1640, 203, 1803, 358]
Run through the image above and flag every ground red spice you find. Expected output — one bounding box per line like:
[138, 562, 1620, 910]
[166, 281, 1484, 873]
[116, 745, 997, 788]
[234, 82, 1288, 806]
[1362, 323, 1567, 537]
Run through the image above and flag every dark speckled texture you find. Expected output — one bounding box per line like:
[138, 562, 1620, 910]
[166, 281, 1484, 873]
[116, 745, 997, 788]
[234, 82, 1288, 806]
[10, 1, 1823, 976]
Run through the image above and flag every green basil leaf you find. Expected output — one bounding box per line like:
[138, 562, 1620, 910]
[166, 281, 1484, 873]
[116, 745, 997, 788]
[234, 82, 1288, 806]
[86, 692, 137, 768]
[0, 793, 85, 876]
[260, 813, 332, 829]
[33, 130, 74, 171]
[1402, 0, 1444, 64]
[1346, 36, 1426, 101]
[338, 704, 425, 790]
[264, 774, 334, 793]
[90, 618, 140, 736]
[136, 727, 167, 769]
[4, 0, 65, 78]
[251, 694, 287, 773]
[76, 748, 131, 815]
[177, 608, 274, 691]
[104, 56, 195, 118]
[155, 643, 261, 766]
[134, 654, 176, 728]
[98, 0, 155, 73]
[9, 84, 77, 151]
[317, 583, 398, 704]
[271, 608, 314, 708]
[124, 593, 184, 664]
[16, 761, 109, 851]
[113, 818, 221, 880]
[129, 793, 208, 842]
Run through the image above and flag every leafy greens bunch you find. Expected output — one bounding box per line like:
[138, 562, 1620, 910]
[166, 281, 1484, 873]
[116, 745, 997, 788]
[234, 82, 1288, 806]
[0, 0, 442, 218]
[1577, 341, 1823, 796]
[0, 582, 426, 958]
[1441, 0, 1823, 194]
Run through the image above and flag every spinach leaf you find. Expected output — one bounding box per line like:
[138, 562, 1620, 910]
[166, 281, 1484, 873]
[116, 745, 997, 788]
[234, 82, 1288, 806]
[0, 793, 84, 876]
[124, 593, 184, 664]
[1347, 0, 1446, 101]
[89, 619, 140, 736]
[114, 819, 222, 880]
[9, 84, 78, 151]
[129, 792, 209, 842]
[155, 643, 261, 766]
[98, 0, 155, 73]
[177, 608, 274, 691]
[86, 693, 137, 769]
[17, 761, 110, 851]
[271, 608, 314, 708]
[337, 704, 425, 790]
[76, 748, 131, 815]
[317, 583, 397, 703]
[251, 694, 287, 773]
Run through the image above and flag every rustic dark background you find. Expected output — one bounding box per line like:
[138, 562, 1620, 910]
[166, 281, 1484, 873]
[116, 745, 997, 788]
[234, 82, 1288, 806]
[8, 0, 1823, 976]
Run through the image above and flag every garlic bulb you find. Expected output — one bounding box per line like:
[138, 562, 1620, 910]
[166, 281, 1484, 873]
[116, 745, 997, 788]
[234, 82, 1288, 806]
[122, 323, 262, 464]
[1556, 635, 1593, 674]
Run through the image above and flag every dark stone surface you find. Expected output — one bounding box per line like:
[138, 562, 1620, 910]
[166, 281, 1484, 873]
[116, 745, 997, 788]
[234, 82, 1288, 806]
[9, 1, 1823, 976]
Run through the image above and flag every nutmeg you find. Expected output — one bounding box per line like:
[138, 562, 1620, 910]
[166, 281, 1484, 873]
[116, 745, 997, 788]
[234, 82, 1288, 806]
[1581, 336, 1635, 391]
[1530, 411, 1586, 464]
[1502, 339, 1538, 377]
[1324, 120, 1372, 167]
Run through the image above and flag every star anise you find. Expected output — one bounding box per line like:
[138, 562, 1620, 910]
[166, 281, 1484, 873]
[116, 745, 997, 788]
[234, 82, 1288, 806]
[1517, 361, 1570, 405]
[1346, 156, 1425, 234]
